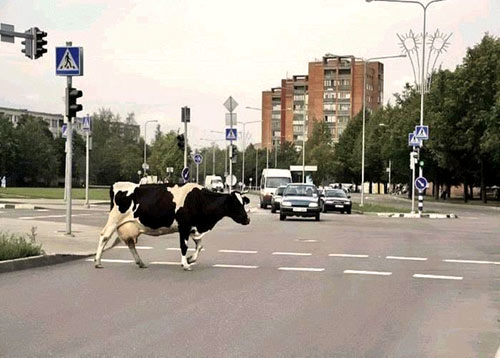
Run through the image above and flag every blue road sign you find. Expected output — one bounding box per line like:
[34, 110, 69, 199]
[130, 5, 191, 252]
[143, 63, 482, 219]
[181, 167, 190, 181]
[225, 128, 237, 141]
[415, 176, 428, 191]
[415, 125, 429, 140]
[56, 47, 83, 76]
[82, 115, 91, 132]
[61, 124, 67, 138]
[408, 132, 421, 147]
[193, 153, 203, 165]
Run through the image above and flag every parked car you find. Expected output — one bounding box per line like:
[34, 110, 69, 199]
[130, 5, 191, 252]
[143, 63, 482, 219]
[271, 185, 287, 213]
[280, 184, 321, 221]
[204, 175, 224, 192]
[321, 188, 352, 214]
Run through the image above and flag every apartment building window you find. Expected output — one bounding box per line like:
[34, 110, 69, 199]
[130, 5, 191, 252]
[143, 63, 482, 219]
[340, 79, 350, 86]
[338, 116, 350, 124]
[324, 104, 336, 111]
[294, 94, 305, 101]
[339, 103, 350, 112]
[324, 115, 336, 123]
[293, 125, 303, 133]
[366, 83, 374, 91]
[324, 91, 336, 99]
[339, 91, 351, 99]
[323, 79, 333, 88]
[272, 104, 281, 111]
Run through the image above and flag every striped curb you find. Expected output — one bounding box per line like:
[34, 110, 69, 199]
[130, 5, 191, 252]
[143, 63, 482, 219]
[0, 203, 44, 210]
[377, 213, 457, 219]
[0, 253, 91, 274]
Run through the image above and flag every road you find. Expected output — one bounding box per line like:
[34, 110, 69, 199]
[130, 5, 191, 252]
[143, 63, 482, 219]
[1, 195, 499, 357]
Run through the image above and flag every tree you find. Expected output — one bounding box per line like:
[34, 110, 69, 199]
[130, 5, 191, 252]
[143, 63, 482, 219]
[0, 115, 18, 180]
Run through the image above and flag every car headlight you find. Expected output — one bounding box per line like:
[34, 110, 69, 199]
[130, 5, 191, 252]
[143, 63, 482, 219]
[282, 201, 292, 207]
[308, 202, 318, 208]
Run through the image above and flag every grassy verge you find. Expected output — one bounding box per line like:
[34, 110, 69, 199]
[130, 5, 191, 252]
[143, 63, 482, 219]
[0, 187, 109, 200]
[352, 202, 437, 214]
[0, 232, 43, 261]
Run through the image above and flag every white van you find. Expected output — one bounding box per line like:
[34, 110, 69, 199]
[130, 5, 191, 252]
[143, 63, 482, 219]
[259, 169, 292, 208]
[204, 175, 224, 192]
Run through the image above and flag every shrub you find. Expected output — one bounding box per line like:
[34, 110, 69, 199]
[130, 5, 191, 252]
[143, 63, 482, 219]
[0, 231, 43, 261]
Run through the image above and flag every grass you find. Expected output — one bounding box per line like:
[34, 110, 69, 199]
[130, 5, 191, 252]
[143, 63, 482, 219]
[352, 202, 438, 214]
[0, 187, 110, 200]
[0, 231, 43, 261]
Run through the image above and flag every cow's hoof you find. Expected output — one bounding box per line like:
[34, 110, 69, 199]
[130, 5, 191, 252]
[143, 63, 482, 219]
[95, 264, 104, 269]
[183, 265, 192, 271]
[187, 256, 196, 264]
[138, 263, 148, 268]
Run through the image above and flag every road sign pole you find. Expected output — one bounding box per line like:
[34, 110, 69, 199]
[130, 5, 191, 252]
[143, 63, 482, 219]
[229, 106, 233, 193]
[85, 125, 90, 208]
[411, 150, 416, 214]
[184, 115, 188, 172]
[64, 41, 73, 235]
[418, 190, 423, 215]
[196, 163, 199, 184]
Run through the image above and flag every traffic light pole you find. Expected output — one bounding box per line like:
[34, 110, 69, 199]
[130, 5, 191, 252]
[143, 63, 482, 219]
[184, 115, 188, 172]
[64, 42, 73, 235]
[229, 107, 233, 193]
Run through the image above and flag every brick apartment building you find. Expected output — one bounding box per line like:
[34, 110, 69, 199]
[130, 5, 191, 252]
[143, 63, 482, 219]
[262, 54, 384, 149]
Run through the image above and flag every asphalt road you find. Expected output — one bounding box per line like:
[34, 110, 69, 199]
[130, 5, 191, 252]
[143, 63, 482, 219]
[1, 196, 499, 357]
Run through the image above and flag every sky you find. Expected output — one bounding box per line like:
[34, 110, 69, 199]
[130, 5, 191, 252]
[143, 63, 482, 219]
[1, 0, 499, 149]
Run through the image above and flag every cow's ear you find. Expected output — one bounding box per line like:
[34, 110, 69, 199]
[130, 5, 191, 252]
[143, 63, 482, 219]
[243, 196, 250, 205]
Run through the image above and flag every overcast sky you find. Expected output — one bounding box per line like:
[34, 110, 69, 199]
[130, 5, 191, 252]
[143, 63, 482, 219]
[1, 0, 498, 148]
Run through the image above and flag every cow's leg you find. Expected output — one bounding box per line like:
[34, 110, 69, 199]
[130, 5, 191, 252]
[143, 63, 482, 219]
[187, 230, 207, 264]
[179, 227, 192, 271]
[127, 240, 147, 268]
[95, 224, 116, 268]
[118, 223, 146, 268]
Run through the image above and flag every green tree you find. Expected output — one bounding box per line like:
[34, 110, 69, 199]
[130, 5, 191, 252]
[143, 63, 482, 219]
[0, 115, 18, 180]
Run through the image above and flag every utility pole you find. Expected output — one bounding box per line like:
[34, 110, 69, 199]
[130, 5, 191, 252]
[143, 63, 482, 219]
[181, 107, 190, 182]
[83, 114, 91, 208]
[224, 97, 238, 193]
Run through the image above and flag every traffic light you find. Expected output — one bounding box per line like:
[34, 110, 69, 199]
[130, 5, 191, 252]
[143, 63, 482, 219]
[33, 27, 47, 59]
[177, 134, 185, 150]
[67, 87, 83, 118]
[21, 29, 33, 59]
[231, 144, 238, 163]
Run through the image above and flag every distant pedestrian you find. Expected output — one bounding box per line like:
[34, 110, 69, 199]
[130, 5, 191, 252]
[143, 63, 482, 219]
[1, 176, 6, 188]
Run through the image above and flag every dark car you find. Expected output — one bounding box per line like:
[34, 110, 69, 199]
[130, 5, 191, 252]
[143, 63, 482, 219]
[271, 185, 286, 213]
[280, 184, 321, 221]
[321, 188, 352, 214]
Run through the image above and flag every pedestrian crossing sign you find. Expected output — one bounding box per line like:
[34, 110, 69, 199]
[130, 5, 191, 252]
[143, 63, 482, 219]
[225, 128, 238, 141]
[408, 132, 421, 147]
[56, 47, 83, 76]
[415, 125, 429, 140]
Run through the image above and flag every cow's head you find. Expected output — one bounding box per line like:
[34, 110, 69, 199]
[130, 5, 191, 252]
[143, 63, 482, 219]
[226, 191, 250, 225]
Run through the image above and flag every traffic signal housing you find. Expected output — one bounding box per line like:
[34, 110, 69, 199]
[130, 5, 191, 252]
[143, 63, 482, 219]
[177, 134, 185, 150]
[33, 28, 47, 59]
[67, 87, 83, 118]
[21, 29, 33, 59]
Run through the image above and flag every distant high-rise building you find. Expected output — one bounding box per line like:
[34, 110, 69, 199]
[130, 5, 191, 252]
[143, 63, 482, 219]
[262, 54, 384, 148]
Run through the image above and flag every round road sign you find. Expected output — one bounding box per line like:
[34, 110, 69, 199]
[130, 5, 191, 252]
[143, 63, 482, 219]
[415, 176, 428, 191]
[193, 153, 203, 165]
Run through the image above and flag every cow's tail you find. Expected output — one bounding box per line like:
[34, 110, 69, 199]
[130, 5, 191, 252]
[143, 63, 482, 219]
[109, 185, 115, 211]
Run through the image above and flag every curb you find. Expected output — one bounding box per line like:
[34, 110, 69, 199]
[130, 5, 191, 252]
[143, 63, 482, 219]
[0, 253, 92, 274]
[0, 203, 44, 210]
[377, 213, 458, 219]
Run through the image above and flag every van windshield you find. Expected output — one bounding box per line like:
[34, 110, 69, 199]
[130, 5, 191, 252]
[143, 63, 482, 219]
[266, 177, 291, 188]
[212, 179, 222, 184]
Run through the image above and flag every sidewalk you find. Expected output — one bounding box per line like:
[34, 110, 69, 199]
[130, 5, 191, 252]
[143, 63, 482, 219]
[1, 198, 109, 256]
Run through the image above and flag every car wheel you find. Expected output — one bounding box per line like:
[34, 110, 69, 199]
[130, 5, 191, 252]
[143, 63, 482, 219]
[315, 213, 320, 221]
[347, 208, 352, 215]
[322, 205, 327, 213]
[260, 202, 264, 209]
[280, 213, 286, 221]
[271, 205, 276, 213]
[340, 210, 344, 214]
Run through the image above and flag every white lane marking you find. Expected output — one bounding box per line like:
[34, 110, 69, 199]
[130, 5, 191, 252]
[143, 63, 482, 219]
[344, 270, 392, 276]
[413, 274, 463, 280]
[295, 239, 319, 243]
[36, 209, 50, 212]
[278, 267, 325, 272]
[218, 249, 258, 254]
[166, 248, 204, 252]
[386, 256, 428, 261]
[443, 259, 500, 266]
[213, 264, 259, 269]
[495, 342, 500, 358]
[329, 254, 369, 258]
[85, 258, 134, 263]
[19, 213, 92, 220]
[272, 252, 312, 256]
[150, 261, 181, 265]
[116, 246, 153, 250]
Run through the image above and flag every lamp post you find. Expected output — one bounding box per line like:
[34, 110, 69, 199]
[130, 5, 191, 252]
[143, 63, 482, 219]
[239, 120, 261, 189]
[366, 0, 446, 210]
[201, 137, 225, 175]
[360, 54, 406, 206]
[143, 120, 158, 176]
[245, 106, 270, 170]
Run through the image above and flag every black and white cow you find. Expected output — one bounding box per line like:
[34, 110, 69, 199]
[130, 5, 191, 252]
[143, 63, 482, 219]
[95, 182, 250, 270]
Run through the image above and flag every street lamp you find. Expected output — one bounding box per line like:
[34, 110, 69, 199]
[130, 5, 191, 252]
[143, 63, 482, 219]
[239, 120, 261, 189]
[366, 0, 447, 210]
[143, 120, 158, 176]
[360, 54, 406, 206]
[245, 106, 270, 170]
[201, 137, 225, 175]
